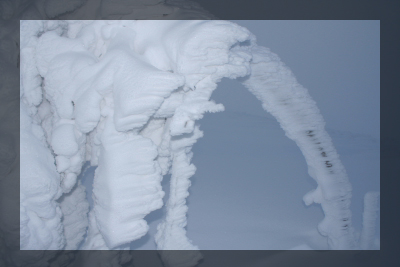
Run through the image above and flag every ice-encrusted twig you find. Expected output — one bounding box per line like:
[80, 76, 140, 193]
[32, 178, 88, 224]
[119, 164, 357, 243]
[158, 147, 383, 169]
[242, 45, 356, 249]
[155, 126, 203, 266]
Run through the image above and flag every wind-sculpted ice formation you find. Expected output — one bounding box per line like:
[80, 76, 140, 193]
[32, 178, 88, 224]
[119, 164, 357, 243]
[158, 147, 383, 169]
[242, 45, 356, 249]
[20, 19, 363, 266]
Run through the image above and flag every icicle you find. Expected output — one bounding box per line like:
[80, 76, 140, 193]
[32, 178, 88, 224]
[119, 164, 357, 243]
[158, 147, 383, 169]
[155, 125, 203, 266]
[242, 45, 356, 249]
[153, 20, 254, 262]
[92, 112, 165, 248]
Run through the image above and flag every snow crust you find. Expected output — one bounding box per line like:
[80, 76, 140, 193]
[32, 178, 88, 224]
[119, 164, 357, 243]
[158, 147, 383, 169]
[18, 16, 375, 267]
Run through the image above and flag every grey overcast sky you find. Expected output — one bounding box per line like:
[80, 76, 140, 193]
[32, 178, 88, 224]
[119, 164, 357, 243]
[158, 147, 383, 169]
[221, 20, 380, 140]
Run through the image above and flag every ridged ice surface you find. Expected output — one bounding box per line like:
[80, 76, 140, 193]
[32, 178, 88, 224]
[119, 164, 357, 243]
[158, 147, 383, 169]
[242, 46, 355, 249]
[20, 20, 256, 255]
[17, 15, 373, 267]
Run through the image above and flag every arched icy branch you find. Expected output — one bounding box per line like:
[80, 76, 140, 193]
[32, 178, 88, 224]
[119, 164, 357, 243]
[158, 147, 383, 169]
[242, 45, 356, 249]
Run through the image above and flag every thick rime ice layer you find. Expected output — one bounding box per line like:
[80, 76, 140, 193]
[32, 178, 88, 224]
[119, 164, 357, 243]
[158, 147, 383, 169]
[20, 18, 363, 267]
[58, 181, 90, 250]
[92, 113, 165, 248]
[20, 19, 255, 256]
[20, 103, 64, 250]
[242, 45, 355, 249]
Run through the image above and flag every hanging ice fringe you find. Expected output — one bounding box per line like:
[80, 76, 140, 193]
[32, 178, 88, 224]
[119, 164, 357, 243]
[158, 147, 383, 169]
[19, 19, 372, 267]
